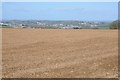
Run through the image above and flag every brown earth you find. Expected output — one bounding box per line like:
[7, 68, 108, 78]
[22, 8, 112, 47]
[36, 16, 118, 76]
[2, 28, 118, 78]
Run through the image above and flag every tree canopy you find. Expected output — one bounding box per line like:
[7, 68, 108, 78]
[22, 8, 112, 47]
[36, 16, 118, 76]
[110, 20, 119, 29]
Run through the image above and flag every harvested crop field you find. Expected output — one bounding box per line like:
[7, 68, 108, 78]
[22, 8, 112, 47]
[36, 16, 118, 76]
[2, 28, 118, 78]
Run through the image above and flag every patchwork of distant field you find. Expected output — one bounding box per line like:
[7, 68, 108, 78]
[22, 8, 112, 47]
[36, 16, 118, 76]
[2, 28, 118, 78]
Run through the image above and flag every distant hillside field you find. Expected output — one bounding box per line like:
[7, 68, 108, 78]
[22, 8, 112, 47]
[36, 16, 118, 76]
[97, 24, 110, 29]
[0, 26, 12, 28]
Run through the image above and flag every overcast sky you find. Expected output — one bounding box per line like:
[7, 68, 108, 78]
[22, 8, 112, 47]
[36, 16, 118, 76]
[2, 2, 118, 21]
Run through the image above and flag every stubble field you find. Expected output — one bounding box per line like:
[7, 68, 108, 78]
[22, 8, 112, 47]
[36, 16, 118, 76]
[2, 28, 118, 78]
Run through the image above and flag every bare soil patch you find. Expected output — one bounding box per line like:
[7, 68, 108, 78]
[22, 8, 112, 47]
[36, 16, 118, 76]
[2, 28, 118, 78]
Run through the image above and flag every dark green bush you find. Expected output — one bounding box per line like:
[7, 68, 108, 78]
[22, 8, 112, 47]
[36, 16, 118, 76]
[109, 21, 118, 29]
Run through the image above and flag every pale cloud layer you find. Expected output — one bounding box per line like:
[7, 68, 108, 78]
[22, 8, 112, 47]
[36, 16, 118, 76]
[1, 0, 120, 2]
